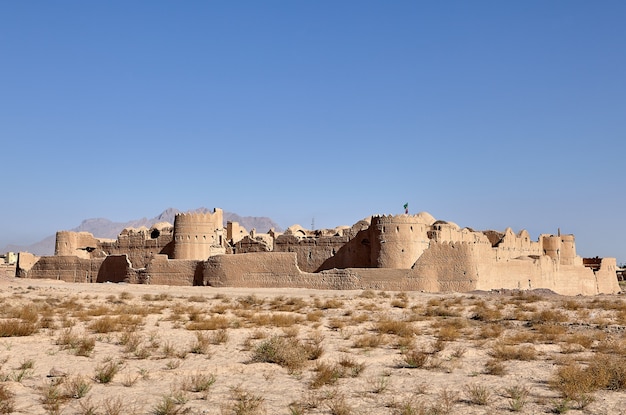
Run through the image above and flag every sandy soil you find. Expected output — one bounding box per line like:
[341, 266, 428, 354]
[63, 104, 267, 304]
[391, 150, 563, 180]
[0, 276, 625, 415]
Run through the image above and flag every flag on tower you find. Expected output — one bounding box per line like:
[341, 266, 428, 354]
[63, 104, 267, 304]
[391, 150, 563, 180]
[403, 203, 409, 214]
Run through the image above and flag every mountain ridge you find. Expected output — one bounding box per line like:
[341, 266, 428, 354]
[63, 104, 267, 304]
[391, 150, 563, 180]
[3, 208, 283, 256]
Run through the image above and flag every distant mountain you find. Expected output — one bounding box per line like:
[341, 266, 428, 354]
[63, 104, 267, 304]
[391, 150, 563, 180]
[3, 208, 282, 256]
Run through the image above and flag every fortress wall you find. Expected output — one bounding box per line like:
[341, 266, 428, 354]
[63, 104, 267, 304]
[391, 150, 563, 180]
[495, 229, 543, 261]
[593, 258, 621, 294]
[408, 241, 480, 292]
[316, 229, 373, 271]
[144, 255, 203, 286]
[100, 231, 174, 268]
[100, 230, 174, 268]
[96, 255, 131, 283]
[274, 234, 350, 273]
[234, 236, 272, 253]
[0, 264, 16, 278]
[475, 255, 557, 292]
[16, 252, 39, 277]
[23, 256, 104, 283]
[204, 252, 303, 287]
[370, 215, 431, 269]
[55, 231, 101, 258]
[227, 222, 248, 244]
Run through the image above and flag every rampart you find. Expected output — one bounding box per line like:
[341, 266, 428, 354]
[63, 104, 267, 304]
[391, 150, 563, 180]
[14, 208, 620, 296]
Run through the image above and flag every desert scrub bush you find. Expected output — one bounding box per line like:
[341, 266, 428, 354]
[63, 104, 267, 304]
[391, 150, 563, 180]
[352, 333, 386, 349]
[151, 395, 185, 415]
[64, 375, 91, 399]
[464, 383, 491, 405]
[182, 372, 216, 393]
[374, 318, 417, 338]
[470, 301, 502, 322]
[310, 361, 349, 389]
[209, 328, 229, 344]
[530, 309, 568, 324]
[94, 360, 120, 384]
[0, 384, 15, 414]
[503, 384, 529, 412]
[250, 312, 304, 328]
[483, 358, 507, 376]
[189, 331, 211, 355]
[185, 315, 230, 330]
[40, 382, 68, 415]
[0, 319, 38, 337]
[250, 336, 311, 372]
[398, 347, 431, 369]
[223, 386, 265, 415]
[490, 343, 537, 361]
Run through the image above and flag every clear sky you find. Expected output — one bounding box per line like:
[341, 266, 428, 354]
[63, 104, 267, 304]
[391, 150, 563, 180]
[1, 1, 625, 263]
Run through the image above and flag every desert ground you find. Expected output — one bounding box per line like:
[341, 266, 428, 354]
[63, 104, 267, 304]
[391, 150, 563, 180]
[0, 277, 625, 414]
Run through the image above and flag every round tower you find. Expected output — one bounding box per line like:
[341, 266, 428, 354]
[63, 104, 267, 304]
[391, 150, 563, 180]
[173, 209, 224, 260]
[542, 235, 561, 263]
[55, 231, 78, 256]
[559, 235, 576, 265]
[370, 215, 429, 269]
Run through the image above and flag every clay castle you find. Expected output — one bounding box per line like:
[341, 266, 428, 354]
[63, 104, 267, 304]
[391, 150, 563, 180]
[15, 208, 620, 295]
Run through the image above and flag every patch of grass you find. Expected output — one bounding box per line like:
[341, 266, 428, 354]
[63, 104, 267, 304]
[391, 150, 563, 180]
[464, 383, 491, 405]
[490, 343, 537, 361]
[64, 375, 91, 399]
[0, 319, 38, 337]
[94, 360, 120, 384]
[250, 336, 312, 372]
[504, 384, 529, 412]
[182, 372, 216, 393]
[223, 386, 265, 415]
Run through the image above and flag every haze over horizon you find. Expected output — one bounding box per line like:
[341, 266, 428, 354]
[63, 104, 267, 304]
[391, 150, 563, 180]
[1, 1, 624, 263]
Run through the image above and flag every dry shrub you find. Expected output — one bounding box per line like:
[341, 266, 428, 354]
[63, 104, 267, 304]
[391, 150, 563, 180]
[490, 343, 537, 361]
[476, 323, 504, 340]
[530, 309, 568, 324]
[0, 319, 38, 337]
[470, 302, 502, 322]
[223, 386, 264, 415]
[310, 358, 364, 389]
[464, 383, 491, 405]
[352, 333, 386, 349]
[190, 332, 211, 355]
[182, 372, 216, 393]
[306, 310, 324, 322]
[374, 319, 417, 338]
[484, 358, 506, 376]
[398, 347, 431, 369]
[551, 354, 626, 403]
[562, 331, 595, 349]
[64, 375, 91, 399]
[250, 313, 304, 327]
[250, 336, 311, 372]
[0, 384, 15, 414]
[535, 323, 567, 342]
[94, 361, 120, 384]
[186, 315, 230, 330]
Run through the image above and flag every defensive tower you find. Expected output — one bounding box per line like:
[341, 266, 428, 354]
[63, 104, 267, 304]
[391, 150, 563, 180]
[173, 209, 224, 260]
[370, 215, 430, 268]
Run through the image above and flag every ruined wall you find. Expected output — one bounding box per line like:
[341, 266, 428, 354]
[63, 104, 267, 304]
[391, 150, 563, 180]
[55, 231, 101, 259]
[96, 255, 131, 283]
[173, 210, 225, 260]
[143, 255, 203, 286]
[315, 228, 373, 271]
[274, 234, 350, 272]
[23, 256, 104, 283]
[227, 221, 248, 245]
[495, 229, 542, 261]
[100, 227, 174, 268]
[234, 235, 272, 253]
[16, 252, 39, 278]
[594, 258, 621, 294]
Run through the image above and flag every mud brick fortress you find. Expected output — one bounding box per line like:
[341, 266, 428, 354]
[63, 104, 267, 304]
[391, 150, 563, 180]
[16, 208, 620, 295]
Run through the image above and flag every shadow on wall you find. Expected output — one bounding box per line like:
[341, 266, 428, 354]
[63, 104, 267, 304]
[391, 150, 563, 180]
[96, 255, 130, 283]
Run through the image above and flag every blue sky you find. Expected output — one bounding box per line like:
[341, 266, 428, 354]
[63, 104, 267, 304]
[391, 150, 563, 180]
[1, 1, 625, 262]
